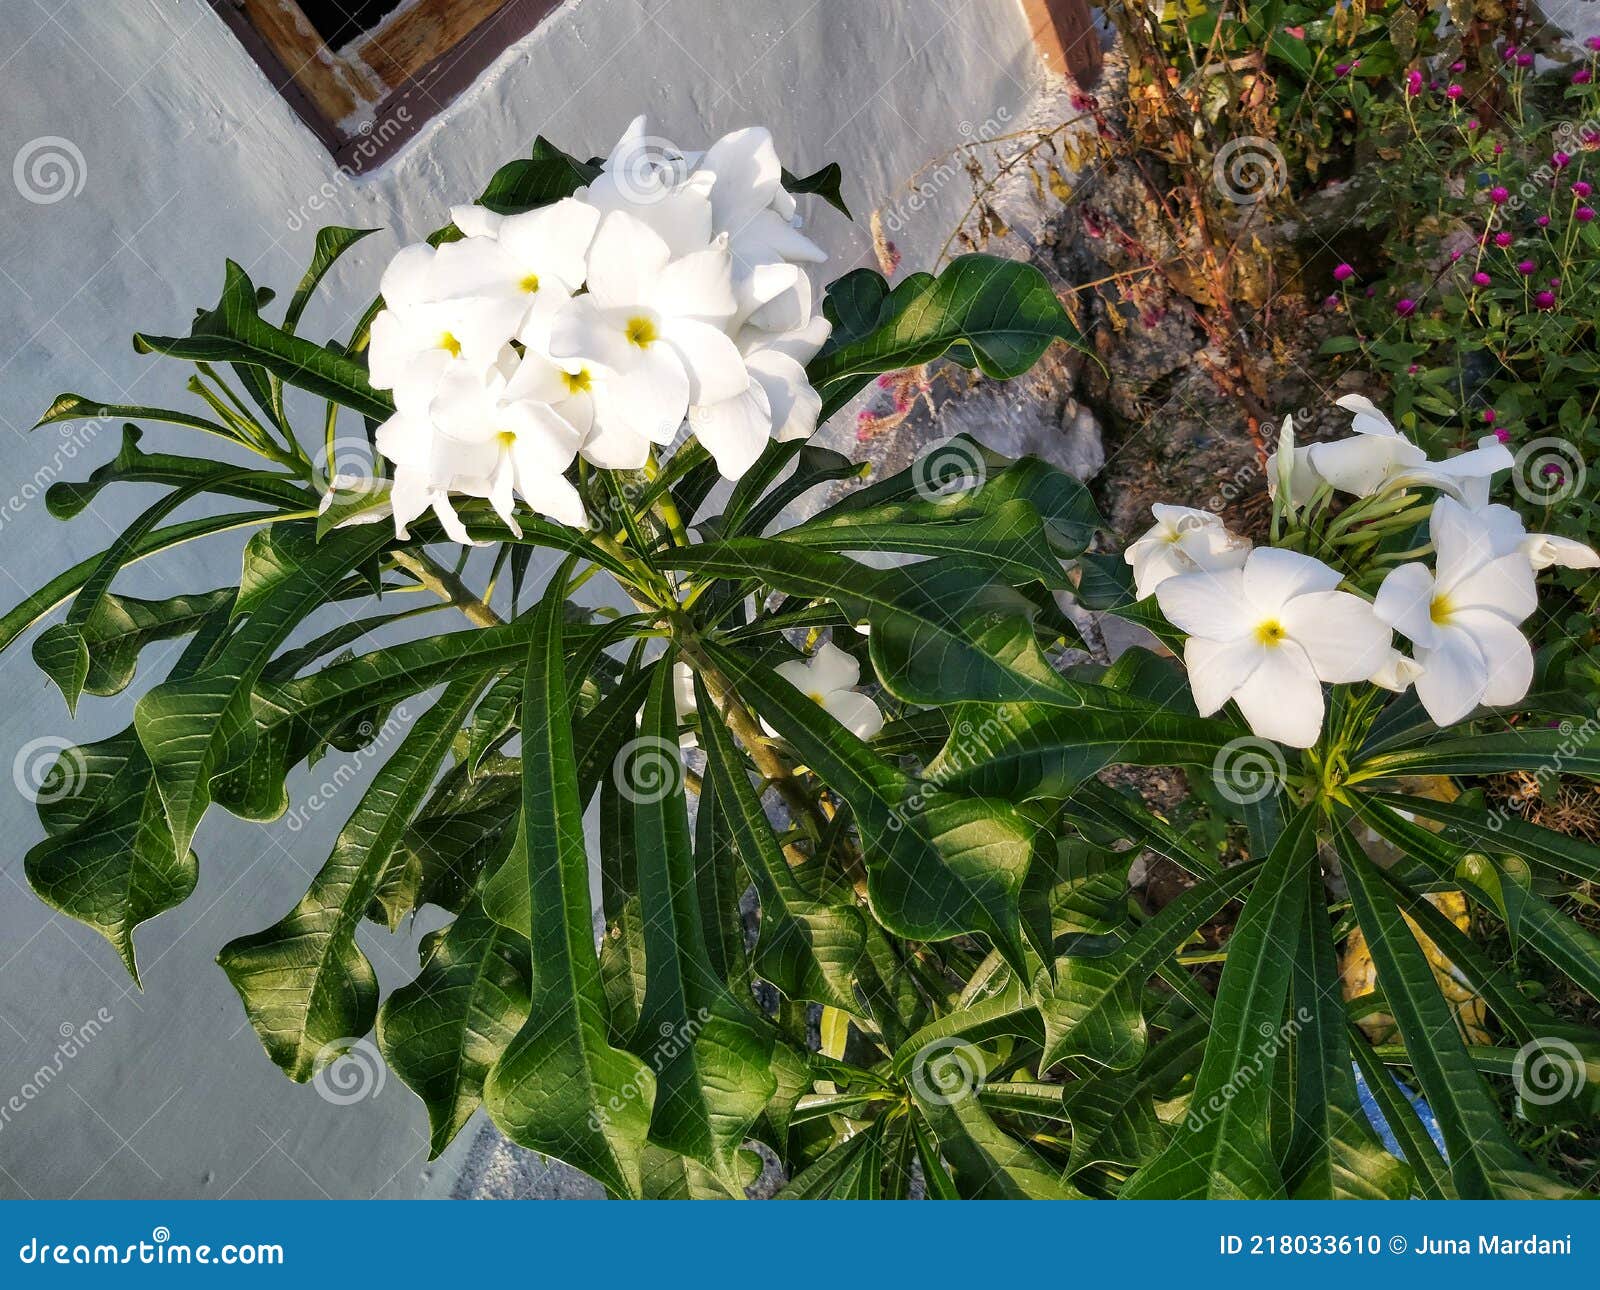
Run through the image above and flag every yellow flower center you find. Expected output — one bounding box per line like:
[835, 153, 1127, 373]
[519, 272, 541, 294]
[1430, 594, 1453, 625]
[1254, 619, 1286, 646]
[806, 691, 827, 705]
[437, 331, 462, 358]
[625, 315, 659, 348]
[562, 367, 593, 396]
[497, 429, 517, 448]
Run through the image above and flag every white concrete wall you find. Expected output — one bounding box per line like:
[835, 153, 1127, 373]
[0, 0, 1047, 1197]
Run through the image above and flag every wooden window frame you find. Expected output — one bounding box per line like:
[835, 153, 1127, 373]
[210, 0, 565, 174]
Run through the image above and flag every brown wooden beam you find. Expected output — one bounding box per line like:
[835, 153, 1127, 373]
[1020, 0, 1104, 90]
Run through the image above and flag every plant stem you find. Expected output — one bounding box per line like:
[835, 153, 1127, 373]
[390, 549, 502, 628]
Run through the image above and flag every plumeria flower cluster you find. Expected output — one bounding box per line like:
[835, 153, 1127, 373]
[1130, 396, 1597, 746]
[351, 117, 832, 541]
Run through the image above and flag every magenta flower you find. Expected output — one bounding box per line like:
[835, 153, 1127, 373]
[1573, 181, 1593, 197]
[1396, 298, 1417, 316]
[1554, 151, 1572, 169]
[1452, 60, 1466, 72]
[1517, 53, 1534, 68]
[1334, 63, 1351, 76]
[1537, 214, 1552, 227]
[1493, 427, 1510, 443]
[1588, 36, 1600, 50]
[1472, 271, 1492, 286]
[1543, 463, 1566, 482]
[1493, 142, 1505, 156]
[1536, 290, 1558, 310]
[1490, 186, 1510, 204]
[1503, 44, 1518, 60]
[1405, 69, 1424, 96]
[1407, 364, 1420, 374]
[1517, 259, 1537, 274]
[1579, 206, 1596, 221]
[1495, 230, 1513, 246]
[1324, 294, 1338, 309]
[1483, 408, 1497, 424]
[1447, 84, 1464, 99]
[1576, 69, 1594, 85]
[1450, 248, 1463, 262]
[1333, 262, 1355, 282]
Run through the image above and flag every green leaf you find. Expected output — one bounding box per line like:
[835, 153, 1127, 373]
[218, 677, 483, 1079]
[483, 569, 656, 1199]
[1355, 728, 1600, 781]
[1284, 874, 1412, 1200]
[695, 678, 865, 1013]
[376, 899, 531, 1158]
[810, 433, 1101, 556]
[1375, 791, 1600, 886]
[33, 465, 258, 712]
[629, 660, 775, 1189]
[33, 393, 253, 452]
[70, 589, 236, 699]
[913, 1086, 1077, 1199]
[133, 260, 393, 422]
[283, 227, 379, 334]
[1332, 820, 1566, 1198]
[475, 137, 600, 214]
[1123, 807, 1320, 1199]
[707, 640, 1034, 978]
[807, 256, 1081, 419]
[23, 609, 231, 982]
[782, 161, 850, 217]
[135, 522, 393, 862]
[1036, 861, 1259, 1071]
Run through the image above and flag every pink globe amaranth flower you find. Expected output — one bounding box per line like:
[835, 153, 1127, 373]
[1472, 271, 1492, 286]
[1396, 298, 1418, 316]
[1517, 258, 1537, 274]
[1517, 53, 1534, 68]
[1449, 248, 1463, 262]
[1588, 35, 1600, 51]
[1405, 69, 1424, 96]
[1493, 142, 1505, 156]
[1494, 427, 1510, 443]
[1364, 285, 1376, 297]
[1468, 117, 1482, 130]
[1537, 214, 1552, 227]
[1334, 63, 1351, 76]
[1452, 60, 1466, 72]
[1333, 262, 1355, 281]
[1407, 364, 1420, 374]
[1551, 277, 1562, 287]
[1543, 462, 1566, 482]
[1447, 84, 1464, 99]
[1573, 180, 1593, 197]
[1579, 206, 1596, 221]
[1483, 408, 1497, 424]
[1576, 69, 1594, 84]
[1490, 186, 1510, 204]
[1503, 44, 1518, 59]
[1323, 294, 1339, 309]
[1536, 290, 1558, 309]
[1495, 230, 1513, 246]
[1554, 151, 1572, 169]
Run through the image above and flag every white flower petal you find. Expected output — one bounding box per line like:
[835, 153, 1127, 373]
[1454, 608, 1533, 707]
[690, 380, 773, 480]
[1242, 547, 1342, 613]
[823, 689, 884, 741]
[585, 210, 673, 309]
[1524, 532, 1600, 570]
[661, 317, 748, 405]
[1155, 567, 1252, 640]
[1281, 590, 1392, 683]
[1414, 625, 1488, 725]
[1231, 642, 1325, 747]
[1183, 635, 1265, 717]
[1374, 562, 1439, 647]
[809, 641, 861, 693]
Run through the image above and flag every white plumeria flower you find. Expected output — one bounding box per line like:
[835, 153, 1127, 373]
[1306, 394, 1434, 497]
[1374, 495, 1538, 725]
[691, 127, 827, 332]
[690, 316, 834, 478]
[579, 117, 714, 259]
[770, 641, 883, 741]
[439, 198, 600, 348]
[1370, 648, 1425, 693]
[1421, 435, 1513, 507]
[425, 353, 587, 531]
[1469, 501, 1600, 571]
[1155, 548, 1392, 747]
[1124, 504, 1251, 600]
[549, 210, 747, 468]
[367, 244, 525, 416]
